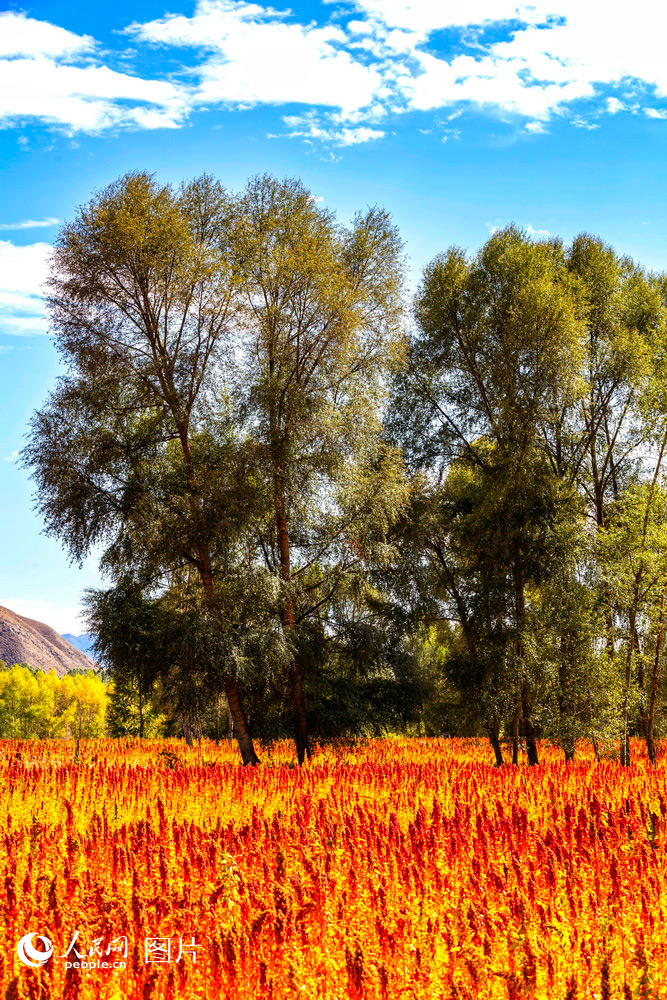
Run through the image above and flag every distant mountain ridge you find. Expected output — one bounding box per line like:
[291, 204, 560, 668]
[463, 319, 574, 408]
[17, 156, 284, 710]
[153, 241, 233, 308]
[60, 633, 96, 659]
[0, 606, 94, 676]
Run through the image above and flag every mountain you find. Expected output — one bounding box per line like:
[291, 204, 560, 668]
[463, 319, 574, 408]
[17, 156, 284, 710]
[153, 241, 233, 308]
[0, 606, 94, 677]
[60, 633, 96, 659]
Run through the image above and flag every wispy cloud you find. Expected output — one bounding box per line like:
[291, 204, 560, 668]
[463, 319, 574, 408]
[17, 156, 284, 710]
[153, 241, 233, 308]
[271, 112, 385, 145]
[0, 218, 59, 231]
[0, 240, 51, 336]
[486, 221, 551, 237]
[572, 117, 600, 130]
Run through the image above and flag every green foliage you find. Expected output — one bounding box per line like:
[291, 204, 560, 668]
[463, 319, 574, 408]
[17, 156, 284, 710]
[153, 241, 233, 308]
[387, 224, 667, 762]
[26, 169, 411, 761]
[0, 663, 107, 739]
[23, 178, 667, 762]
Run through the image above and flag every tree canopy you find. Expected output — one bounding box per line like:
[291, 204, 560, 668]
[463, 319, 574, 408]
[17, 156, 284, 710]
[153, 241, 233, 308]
[24, 175, 667, 765]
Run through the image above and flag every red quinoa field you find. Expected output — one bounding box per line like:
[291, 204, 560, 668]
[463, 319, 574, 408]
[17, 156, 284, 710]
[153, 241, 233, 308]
[1, 738, 665, 999]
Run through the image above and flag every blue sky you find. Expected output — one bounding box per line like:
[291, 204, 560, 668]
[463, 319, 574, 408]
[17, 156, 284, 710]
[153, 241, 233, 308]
[2, 0, 667, 633]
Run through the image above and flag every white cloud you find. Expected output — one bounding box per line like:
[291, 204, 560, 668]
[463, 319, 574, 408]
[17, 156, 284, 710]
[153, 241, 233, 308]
[2, 451, 20, 463]
[0, 12, 93, 59]
[132, 0, 382, 114]
[0, 218, 59, 231]
[339, 1, 552, 39]
[0, 56, 187, 132]
[0, 241, 51, 336]
[571, 117, 599, 129]
[402, 50, 594, 120]
[129, 0, 605, 132]
[132, 0, 667, 137]
[0, 598, 86, 636]
[336, 0, 667, 128]
[645, 108, 667, 119]
[486, 221, 551, 237]
[3, 1, 667, 143]
[275, 112, 385, 144]
[0, 12, 189, 133]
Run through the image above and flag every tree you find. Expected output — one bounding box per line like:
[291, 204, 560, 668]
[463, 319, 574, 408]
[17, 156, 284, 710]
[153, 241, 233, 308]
[598, 483, 667, 765]
[26, 170, 408, 765]
[87, 575, 286, 745]
[390, 227, 586, 763]
[24, 171, 261, 763]
[228, 174, 407, 762]
[0, 664, 107, 739]
[86, 585, 165, 739]
[541, 236, 665, 712]
[546, 235, 662, 524]
[62, 672, 107, 739]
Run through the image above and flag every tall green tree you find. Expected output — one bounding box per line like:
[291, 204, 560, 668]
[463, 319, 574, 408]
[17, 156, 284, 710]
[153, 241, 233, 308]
[545, 235, 662, 523]
[24, 171, 262, 763]
[26, 170, 408, 765]
[390, 227, 587, 763]
[228, 174, 407, 762]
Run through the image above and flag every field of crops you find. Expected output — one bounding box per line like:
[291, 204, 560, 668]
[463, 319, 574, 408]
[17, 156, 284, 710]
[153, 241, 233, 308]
[1, 738, 665, 999]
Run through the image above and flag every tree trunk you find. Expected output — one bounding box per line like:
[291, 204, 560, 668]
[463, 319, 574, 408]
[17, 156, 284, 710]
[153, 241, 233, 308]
[138, 678, 144, 740]
[558, 630, 575, 762]
[592, 446, 616, 665]
[620, 608, 637, 767]
[639, 435, 667, 766]
[290, 662, 310, 765]
[512, 559, 528, 767]
[274, 484, 310, 764]
[213, 699, 220, 746]
[487, 723, 504, 767]
[643, 587, 665, 767]
[511, 700, 520, 766]
[198, 558, 260, 765]
[592, 735, 600, 763]
[521, 691, 539, 767]
[620, 732, 631, 767]
[225, 676, 259, 766]
[176, 424, 260, 766]
[183, 710, 193, 748]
